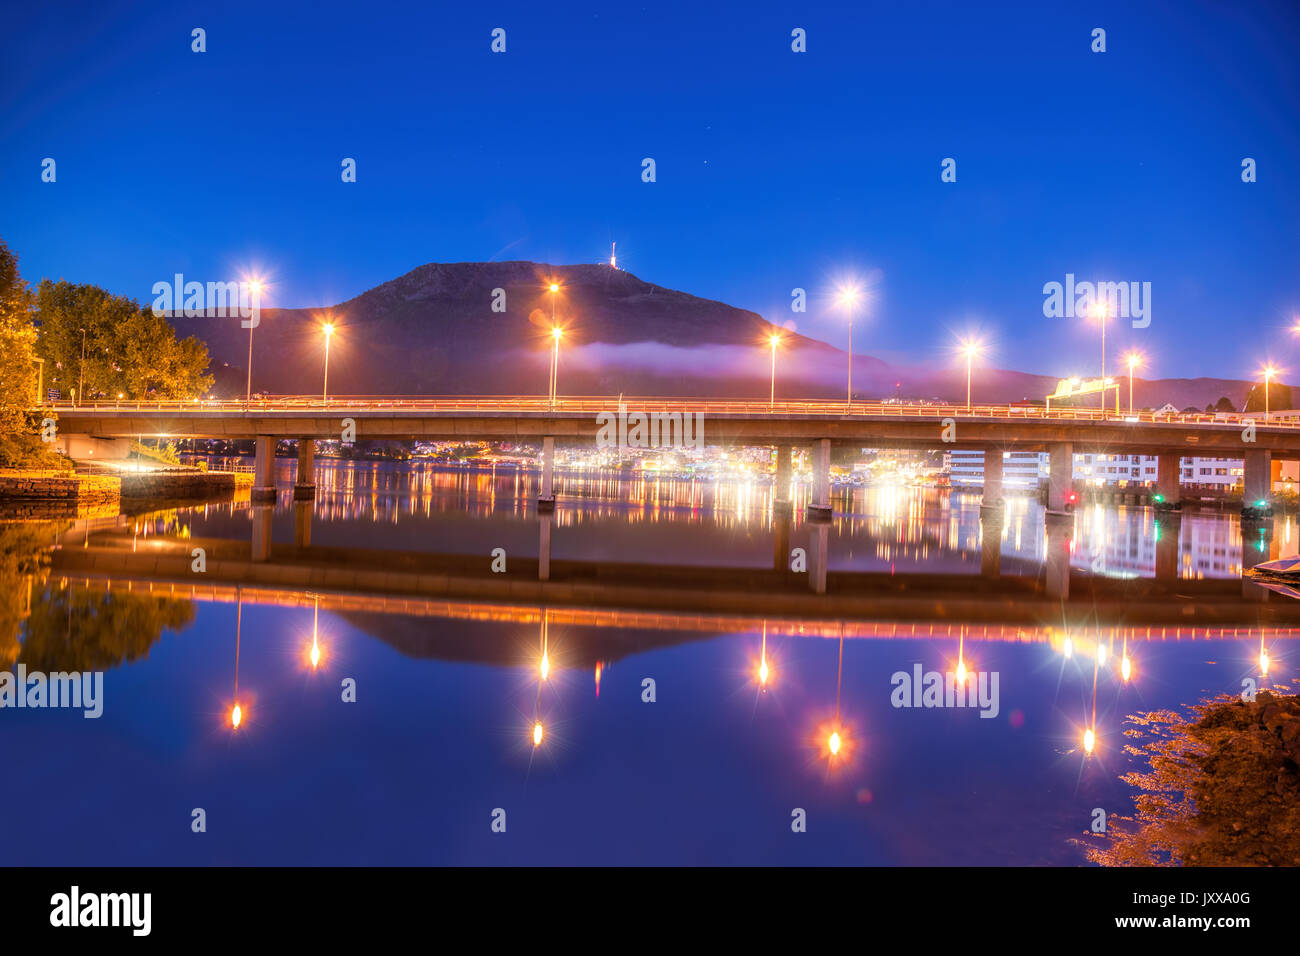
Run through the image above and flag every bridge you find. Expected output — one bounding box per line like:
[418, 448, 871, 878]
[42, 395, 1299, 598]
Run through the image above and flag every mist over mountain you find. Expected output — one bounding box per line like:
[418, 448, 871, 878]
[178, 261, 1262, 410]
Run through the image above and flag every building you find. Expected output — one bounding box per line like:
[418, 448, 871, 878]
[947, 451, 1251, 491]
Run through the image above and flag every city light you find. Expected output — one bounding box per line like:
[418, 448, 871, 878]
[321, 320, 335, 403]
[1260, 647, 1270, 676]
[244, 276, 266, 402]
[1063, 636, 1073, 658]
[540, 652, 550, 680]
[828, 730, 841, 755]
[533, 721, 544, 747]
[231, 703, 242, 729]
[1088, 300, 1113, 412]
[548, 327, 564, 409]
[1260, 364, 1281, 419]
[768, 333, 782, 410]
[1121, 655, 1132, 682]
[1083, 727, 1095, 755]
[958, 337, 984, 410]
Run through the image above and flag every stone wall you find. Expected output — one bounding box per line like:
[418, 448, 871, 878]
[0, 472, 120, 503]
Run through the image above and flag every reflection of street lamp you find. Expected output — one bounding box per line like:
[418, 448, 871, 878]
[549, 327, 563, 409]
[839, 287, 860, 408]
[959, 338, 984, 410]
[321, 321, 335, 403]
[768, 333, 781, 410]
[1123, 351, 1144, 413]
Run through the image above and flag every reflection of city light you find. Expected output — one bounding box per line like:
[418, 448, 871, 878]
[231, 704, 242, 729]
[540, 653, 550, 680]
[1097, 643, 1107, 666]
[533, 722, 544, 746]
[1083, 728, 1095, 754]
[1121, 655, 1132, 682]
[1260, 649, 1270, 676]
[1063, 637, 1073, 658]
[955, 659, 967, 684]
[310, 640, 320, 669]
[759, 658, 770, 686]
[828, 731, 841, 755]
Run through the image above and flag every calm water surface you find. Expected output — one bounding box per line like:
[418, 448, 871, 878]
[1, 461, 1294, 865]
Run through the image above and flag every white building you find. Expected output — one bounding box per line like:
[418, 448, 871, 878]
[947, 451, 1243, 490]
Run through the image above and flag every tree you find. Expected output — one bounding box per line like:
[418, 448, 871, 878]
[34, 280, 213, 401]
[1242, 383, 1293, 414]
[0, 238, 61, 468]
[1215, 396, 1236, 413]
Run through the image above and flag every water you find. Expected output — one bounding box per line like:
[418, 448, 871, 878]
[1, 461, 1294, 865]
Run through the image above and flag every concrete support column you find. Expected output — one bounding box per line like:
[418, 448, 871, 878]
[538, 511, 553, 581]
[538, 436, 556, 512]
[252, 436, 276, 505]
[807, 439, 832, 520]
[1043, 514, 1072, 600]
[294, 439, 316, 500]
[251, 505, 273, 562]
[773, 511, 791, 572]
[980, 508, 1003, 578]
[1046, 443, 1073, 514]
[808, 522, 830, 594]
[293, 500, 312, 549]
[1155, 452, 1181, 507]
[1243, 449, 1272, 512]
[981, 448, 1004, 511]
[774, 445, 793, 513]
[1154, 514, 1180, 582]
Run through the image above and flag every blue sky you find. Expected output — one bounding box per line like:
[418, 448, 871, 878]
[2, 0, 1298, 380]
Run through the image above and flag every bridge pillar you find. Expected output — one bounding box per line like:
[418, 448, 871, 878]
[538, 511, 552, 581]
[538, 437, 556, 512]
[774, 445, 793, 514]
[808, 522, 830, 594]
[1154, 513, 1180, 582]
[293, 499, 312, 549]
[1043, 513, 1072, 600]
[1243, 449, 1272, 515]
[1046, 443, 1073, 515]
[981, 448, 1004, 511]
[252, 436, 276, 505]
[773, 510, 791, 572]
[980, 507, 1003, 577]
[294, 439, 316, 500]
[250, 504, 273, 562]
[1155, 452, 1181, 508]
[807, 439, 832, 520]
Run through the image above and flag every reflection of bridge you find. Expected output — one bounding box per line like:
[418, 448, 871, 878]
[50, 521, 1300, 629]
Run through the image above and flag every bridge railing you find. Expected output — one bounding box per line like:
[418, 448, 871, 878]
[35, 396, 1300, 429]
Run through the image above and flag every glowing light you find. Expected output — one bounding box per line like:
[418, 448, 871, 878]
[759, 657, 770, 686]
[1083, 728, 1095, 754]
[1097, 643, 1107, 666]
[551, 327, 563, 341]
[540, 653, 550, 680]
[1125, 351, 1143, 371]
[769, 334, 781, 348]
[828, 731, 842, 755]
[322, 322, 334, 339]
[838, 286, 860, 308]
[231, 704, 242, 729]
[955, 658, 967, 684]
[1063, 637, 1073, 659]
[1121, 655, 1132, 682]
[310, 640, 320, 669]
[1260, 649, 1270, 675]
[533, 722, 544, 746]
[549, 283, 559, 293]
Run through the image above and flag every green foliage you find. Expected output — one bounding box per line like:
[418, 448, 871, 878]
[0, 238, 43, 466]
[34, 279, 214, 402]
[19, 584, 194, 672]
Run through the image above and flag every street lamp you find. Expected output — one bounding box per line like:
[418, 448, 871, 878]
[768, 333, 782, 410]
[245, 278, 264, 402]
[77, 327, 86, 406]
[321, 321, 335, 403]
[959, 338, 984, 410]
[1261, 364, 1281, 420]
[549, 327, 563, 409]
[548, 282, 560, 324]
[839, 286, 860, 408]
[1123, 351, 1144, 414]
[1089, 300, 1110, 412]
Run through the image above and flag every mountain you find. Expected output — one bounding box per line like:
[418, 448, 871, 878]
[174, 261, 1261, 409]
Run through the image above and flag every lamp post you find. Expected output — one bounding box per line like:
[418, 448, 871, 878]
[839, 287, 859, 409]
[321, 322, 334, 403]
[1124, 351, 1143, 414]
[245, 279, 263, 402]
[549, 327, 563, 409]
[1090, 300, 1110, 413]
[1262, 364, 1280, 420]
[768, 333, 781, 410]
[77, 327, 86, 406]
[960, 338, 983, 411]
